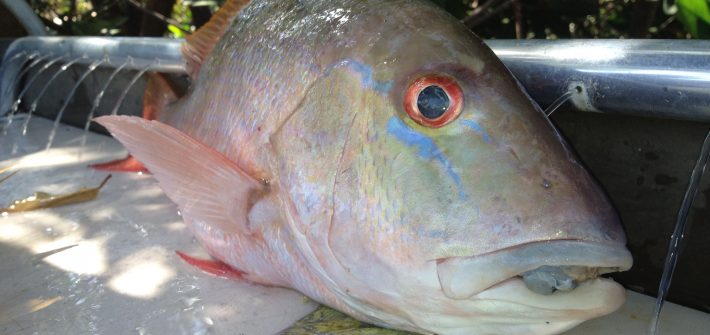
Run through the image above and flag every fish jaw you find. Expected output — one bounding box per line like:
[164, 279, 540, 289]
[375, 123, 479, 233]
[308, 241, 632, 335]
[293, 247, 630, 335]
[437, 240, 632, 306]
[436, 240, 632, 300]
[426, 278, 627, 335]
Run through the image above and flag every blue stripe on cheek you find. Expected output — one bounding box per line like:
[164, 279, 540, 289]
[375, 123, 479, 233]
[460, 119, 493, 143]
[386, 117, 468, 200]
[325, 59, 393, 94]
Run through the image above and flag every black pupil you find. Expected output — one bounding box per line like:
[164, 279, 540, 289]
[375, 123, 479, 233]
[416, 85, 450, 119]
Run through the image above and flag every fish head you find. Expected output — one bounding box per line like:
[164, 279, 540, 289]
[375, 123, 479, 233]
[272, 2, 631, 334]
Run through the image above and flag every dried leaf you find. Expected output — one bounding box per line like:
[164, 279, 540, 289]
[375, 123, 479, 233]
[26, 296, 63, 313]
[33, 244, 79, 263]
[1, 175, 112, 213]
[0, 170, 18, 185]
[0, 163, 17, 174]
[280, 306, 411, 335]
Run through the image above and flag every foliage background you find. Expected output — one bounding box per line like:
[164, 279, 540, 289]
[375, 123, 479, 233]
[13, 0, 710, 39]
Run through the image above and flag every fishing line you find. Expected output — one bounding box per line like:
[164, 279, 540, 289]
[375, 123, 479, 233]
[46, 59, 105, 151]
[21, 55, 84, 135]
[544, 86, 582, 117]
[80, 58, 130, 148]
[110, 62, 152, 116]
[3, 53, 61, 129]
[648, 128, 710, 335]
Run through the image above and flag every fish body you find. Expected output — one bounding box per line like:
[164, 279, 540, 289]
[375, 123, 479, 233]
[97, 0, 633, 334]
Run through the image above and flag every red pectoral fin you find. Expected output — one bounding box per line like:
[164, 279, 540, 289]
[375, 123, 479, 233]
[176, 251, 246, 280]
[89, 155, 148, 173]
[95, 115, 265, 235]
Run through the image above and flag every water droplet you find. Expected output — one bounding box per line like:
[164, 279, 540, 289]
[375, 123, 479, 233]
[182, 297, 200, 307]
[177, 284, 197, 293]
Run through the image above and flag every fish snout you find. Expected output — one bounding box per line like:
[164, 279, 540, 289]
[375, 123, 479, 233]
[436, 240, 632, 300]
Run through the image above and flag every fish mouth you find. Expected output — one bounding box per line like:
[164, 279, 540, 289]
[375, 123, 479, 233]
[436, 240, 633, 303]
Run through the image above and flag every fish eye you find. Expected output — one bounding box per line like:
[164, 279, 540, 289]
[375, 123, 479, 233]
[404, 75, 463, 128]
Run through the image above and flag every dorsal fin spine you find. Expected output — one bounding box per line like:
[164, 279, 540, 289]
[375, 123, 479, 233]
[182, 0, 250, 78]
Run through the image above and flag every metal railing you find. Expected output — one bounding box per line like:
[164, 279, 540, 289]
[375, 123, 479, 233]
[487, 39, 710, 121]
[0, 37, 184, 116]
[1, 37, 710, 121]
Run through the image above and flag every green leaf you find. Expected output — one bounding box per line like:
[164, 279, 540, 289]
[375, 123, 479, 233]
[168, 24, 185, 38]
[677, 0, 710, 37]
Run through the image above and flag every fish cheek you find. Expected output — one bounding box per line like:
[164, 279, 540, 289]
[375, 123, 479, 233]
[270, 69, 386, 288]
[326, 102, 425, 299]
[274, 66, 429, 299]
[325, 114, 516, 310]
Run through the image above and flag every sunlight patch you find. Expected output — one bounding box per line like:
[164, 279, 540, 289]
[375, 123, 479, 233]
[108, 248, 176, 298]
[40, 237, 108, 275]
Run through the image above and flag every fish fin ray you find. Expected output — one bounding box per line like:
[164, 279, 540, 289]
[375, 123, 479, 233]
[176, 251, 246, 280]
[183, 0, 250, 78]
[95, 115, 264, 235]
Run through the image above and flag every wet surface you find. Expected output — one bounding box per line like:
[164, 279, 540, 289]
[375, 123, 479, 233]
[1, 115, 708, 334]
[0, 116, 316, 335]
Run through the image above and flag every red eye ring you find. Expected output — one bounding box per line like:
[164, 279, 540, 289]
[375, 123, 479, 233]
[403, 75, 463, 128]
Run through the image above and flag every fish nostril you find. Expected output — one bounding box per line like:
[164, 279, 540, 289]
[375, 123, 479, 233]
[542, 179, 552, 189]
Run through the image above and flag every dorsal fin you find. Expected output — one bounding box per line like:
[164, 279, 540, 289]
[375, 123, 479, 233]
[183, 0, 250, 78]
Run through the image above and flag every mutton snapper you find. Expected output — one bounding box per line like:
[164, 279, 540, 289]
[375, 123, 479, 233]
[96, 0, 632, 333]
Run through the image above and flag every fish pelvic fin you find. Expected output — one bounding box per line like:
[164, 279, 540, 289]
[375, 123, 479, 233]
[95, 115, 266, 236]
[183, 0, 250, 78]
[89, 154, 148, 173]
[175, 251, 247, 280]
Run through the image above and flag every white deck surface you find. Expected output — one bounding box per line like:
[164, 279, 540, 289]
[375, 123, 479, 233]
[1, 116, 709, 334]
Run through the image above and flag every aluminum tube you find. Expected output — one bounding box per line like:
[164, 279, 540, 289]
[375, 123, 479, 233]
[1, 37, 185, 114]
[486, 39, 710, 121]
[2, 37, 710, 122]
[1, 37, 185, 71]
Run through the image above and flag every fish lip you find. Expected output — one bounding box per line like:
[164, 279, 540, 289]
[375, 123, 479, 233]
[469, 277, 628, 320]
[436, 240, 633, 300]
